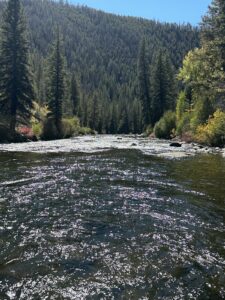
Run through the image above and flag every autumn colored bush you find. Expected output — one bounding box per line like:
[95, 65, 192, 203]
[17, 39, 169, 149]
[154, 111, 176, 139]
[195, 110, 225, 147]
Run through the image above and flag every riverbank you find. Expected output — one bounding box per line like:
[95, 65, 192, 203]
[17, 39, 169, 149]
[0, 116, 95, 144]
[0, 126, 31, 144]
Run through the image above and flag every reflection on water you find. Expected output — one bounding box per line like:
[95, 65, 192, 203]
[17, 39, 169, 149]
[0, 136, 225, 299]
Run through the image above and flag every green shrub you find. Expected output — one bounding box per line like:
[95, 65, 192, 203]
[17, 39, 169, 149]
[190, 97, 214, 132]
[78, 126, 95, 135]
[32, 122, 43, 138]
[195, 110, 225, 147]
[62, 117, 80, 138]
[144, 124, 153, 137]
[176, 112, 191, 136]
[154, 111, 176, 139]
[40, 116, 94, 140]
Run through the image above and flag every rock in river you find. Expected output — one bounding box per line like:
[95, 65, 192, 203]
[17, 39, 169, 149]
[170, 142, 182, 147]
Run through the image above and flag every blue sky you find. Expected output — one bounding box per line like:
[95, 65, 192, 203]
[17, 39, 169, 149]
[71, 0, 211, 25]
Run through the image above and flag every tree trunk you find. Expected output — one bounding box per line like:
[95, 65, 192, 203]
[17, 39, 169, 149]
[10, 115, 16, 134]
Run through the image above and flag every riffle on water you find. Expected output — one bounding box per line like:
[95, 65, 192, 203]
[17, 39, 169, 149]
[0, 136, 225, 299]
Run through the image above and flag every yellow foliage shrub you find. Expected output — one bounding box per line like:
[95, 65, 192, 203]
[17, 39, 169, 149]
[62, 117, 80, 138]
[195, 110, 225, 147]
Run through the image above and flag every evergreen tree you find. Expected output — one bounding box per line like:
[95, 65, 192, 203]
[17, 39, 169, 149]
[109, 103, 118, 134]
[118, 104, 129, 134]
[151, 51, 176, 125]
[138, 39, 151, 128]
[0, 0, 34, 132]
[151, 52, 167, 125]
[201, 0, 225, 71]
[132, 99, 142, 133]
[89, 93, 100, 131]
[46, 29, 65, 136]
[77, 94, 85, 126]
[31, 53, 46, 105]
[97, 105, 104, 133]
[70, 74, 80, 116]
[201, 0, 225, 106]
[163, 54, 177, 111]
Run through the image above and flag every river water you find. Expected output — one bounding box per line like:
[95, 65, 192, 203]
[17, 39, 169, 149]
[0, 135, 224, 299]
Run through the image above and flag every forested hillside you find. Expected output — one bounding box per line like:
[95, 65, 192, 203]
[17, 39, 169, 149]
[0, 0, 199, 133]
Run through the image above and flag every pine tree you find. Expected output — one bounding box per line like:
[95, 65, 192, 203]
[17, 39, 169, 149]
[201, 0, 225, 71]
[163, 54, 177, 111]
[201, 0, 225, 104]
[137, 39, 151, 128]
[132, 99, 142, 133]
[89, 93, 100, 131]
[151, 52, 166, 125]
[0, 0, 34, 133]
[31, 53, 46, 105]
[70, 74, 79, 116]
[118, 104, 129, 134]
[46, 29, 65, 137]
[151, 51, 176, 125]
[109, 102, 118, 134]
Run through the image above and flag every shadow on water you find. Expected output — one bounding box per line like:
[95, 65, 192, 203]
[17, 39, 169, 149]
[0, 146, 224, 299]
[167, 153, 225, 211]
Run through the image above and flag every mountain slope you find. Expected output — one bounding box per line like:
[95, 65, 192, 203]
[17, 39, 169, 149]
[20, 0, 199, 97]
[0, 0, 199, 132]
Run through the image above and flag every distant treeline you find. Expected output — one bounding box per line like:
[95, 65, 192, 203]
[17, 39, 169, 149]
[3, 0, 224, 147]
[0, 0, 199, 136]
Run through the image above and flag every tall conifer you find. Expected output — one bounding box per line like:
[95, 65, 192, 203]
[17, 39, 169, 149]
[151, 52, 166, 125]
[46, 29, 65, 136]
[151, 51, 176, 125]
[70, 74, 79, 116]
[0, 0, 34, 132]
[89, 93, 100, 131]
[201, 0, 225, 71]
[201, 0, 225, 104]
[138, 39, 151, 128]
[163, 54, 177, 111]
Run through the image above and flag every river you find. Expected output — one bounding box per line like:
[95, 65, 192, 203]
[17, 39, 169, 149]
[0, 135, 224, 299]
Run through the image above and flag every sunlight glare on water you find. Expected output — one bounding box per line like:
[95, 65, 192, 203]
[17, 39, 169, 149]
[0, 136, 225, 299]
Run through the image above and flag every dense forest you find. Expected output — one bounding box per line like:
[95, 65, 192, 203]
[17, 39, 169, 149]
[0, 0, 224, 145]
[0, 0, 199, 138]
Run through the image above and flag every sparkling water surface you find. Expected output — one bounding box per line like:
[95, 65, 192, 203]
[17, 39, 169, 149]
[0, 135, 224, 299]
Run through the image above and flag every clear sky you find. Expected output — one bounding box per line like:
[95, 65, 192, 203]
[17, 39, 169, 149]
[70, 0, 211, 25]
